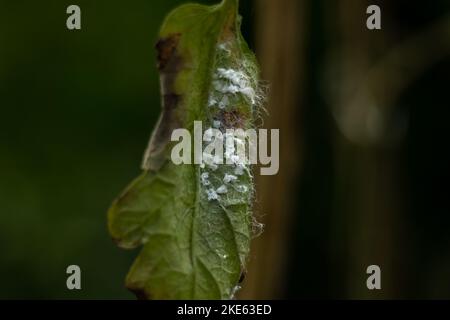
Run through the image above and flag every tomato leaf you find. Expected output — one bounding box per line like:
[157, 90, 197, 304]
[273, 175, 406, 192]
[108, 0, 261, 299]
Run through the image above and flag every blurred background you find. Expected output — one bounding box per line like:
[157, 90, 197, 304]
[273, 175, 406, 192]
[0, 0, 449, 299]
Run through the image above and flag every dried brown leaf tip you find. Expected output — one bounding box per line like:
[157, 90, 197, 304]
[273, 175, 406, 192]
[156, 33, 181, 71]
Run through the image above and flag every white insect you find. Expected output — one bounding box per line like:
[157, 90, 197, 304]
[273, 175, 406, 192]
[223, 174, 238, 184]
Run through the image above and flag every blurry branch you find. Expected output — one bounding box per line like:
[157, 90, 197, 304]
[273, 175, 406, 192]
[360, 14, 450, 114]
[238, 0, 306, 299]
[328, 13, 450, 146]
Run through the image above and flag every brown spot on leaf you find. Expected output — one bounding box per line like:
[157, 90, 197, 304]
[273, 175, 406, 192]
[219, 10, 238, 44]
[156, 33, 181, 71]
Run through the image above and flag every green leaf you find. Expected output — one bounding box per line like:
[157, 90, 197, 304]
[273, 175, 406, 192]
[108, 0, 261, 299]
